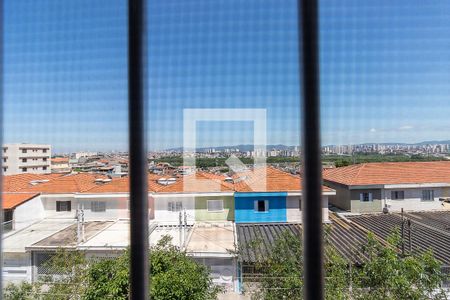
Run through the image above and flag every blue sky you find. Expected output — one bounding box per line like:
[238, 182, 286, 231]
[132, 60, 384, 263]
[3, 0, 450, 152]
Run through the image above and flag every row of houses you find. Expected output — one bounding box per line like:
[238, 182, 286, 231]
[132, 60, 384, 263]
[1, 166, 332, 290]
[3, 161, 450, 292]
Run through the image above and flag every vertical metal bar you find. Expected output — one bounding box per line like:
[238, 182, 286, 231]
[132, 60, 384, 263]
[298, 0, 324, 299]
[0, 0, 4, 292]
[128, 0, 149, 299]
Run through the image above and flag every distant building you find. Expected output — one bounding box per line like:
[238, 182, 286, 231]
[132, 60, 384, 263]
[51, 157, 71, 173]
[2, 144, 51, 175]
[74, 151, 97, 160]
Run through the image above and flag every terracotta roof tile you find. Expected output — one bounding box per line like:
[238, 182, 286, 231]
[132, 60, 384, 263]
[156, 172, 234, 193]
[2, 193, 40, 209]
[233, 166, 333, 193]
[22, 173, 108, 194]
[85, 174, 164, 193]
[323, 161, 450, 186]
[2, 173, 63, 192]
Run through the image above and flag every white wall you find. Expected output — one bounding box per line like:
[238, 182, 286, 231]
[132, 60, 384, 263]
[42, 195, 132, 220]
[3, 252, 32, 284]
[287, 195, 329, 223]
[153, 194, 195, 224]
[41, 195, 77, 219]
[76, 197, 129, 220]
[286, 195, 302, 222]
[385, 187, 444, 212]
[13, 195, 45, 230]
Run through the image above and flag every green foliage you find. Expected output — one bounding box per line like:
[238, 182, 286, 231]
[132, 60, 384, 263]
[353, 231, 447, 300]
[3, 282, 35, 300]
[83, 253, 130, 300]
[241, 229, 446, 300]
[3, 237, 221, 300]
[150, 237, 222, 300]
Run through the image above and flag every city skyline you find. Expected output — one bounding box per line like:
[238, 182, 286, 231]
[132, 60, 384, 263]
[3, 0, 450, 152]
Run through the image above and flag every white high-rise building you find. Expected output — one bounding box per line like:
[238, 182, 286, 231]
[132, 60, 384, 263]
[2, 144, 51, 175]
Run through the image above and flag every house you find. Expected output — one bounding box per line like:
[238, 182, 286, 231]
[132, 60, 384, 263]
[233, 166, 334, 223]
[153, 172, 235, 224]
[2, 193, 43, 232]
[50, 157, 71, 174]
[323, 161, 450, 213]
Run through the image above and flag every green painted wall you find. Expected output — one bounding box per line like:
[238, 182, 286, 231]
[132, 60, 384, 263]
[195, 195, 235, 221]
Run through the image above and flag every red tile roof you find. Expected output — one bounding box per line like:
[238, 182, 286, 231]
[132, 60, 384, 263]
[2, 173, 64, 192]
[22, 173, 108, 194]
[51, 157, 69, 164]
[86, 174, 163, 193]
[234, 166, 333, 193]
[323, 161, 450, 186]
[2, 193, 40, 209]
[156, 172, 234, 193]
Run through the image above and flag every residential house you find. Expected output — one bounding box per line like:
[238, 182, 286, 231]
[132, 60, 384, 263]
[323, 162, 450, 213]
[233, 166, 334, 223]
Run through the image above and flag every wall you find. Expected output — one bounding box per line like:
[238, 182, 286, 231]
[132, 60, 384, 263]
[324, 181, 352, 211]
[385, 187, 444, 212]
[288, 195, 330, 222]
[286, 195, 301, 222]
[234, 192, 287, 223]
[350, 189, 382, 213]
[76, 196, 129, 220]
[195, 195, 234, 222]
[153, 194, 195, 224]
[13, 195, 45, 230]
[41, 195, 77, 218]
[3, 252, 32, 284]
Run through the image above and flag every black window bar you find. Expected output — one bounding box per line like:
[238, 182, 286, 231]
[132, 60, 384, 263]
[0, 0, 3, 292]
[128, 0, 149, 299]
[299, 0, 324, 299]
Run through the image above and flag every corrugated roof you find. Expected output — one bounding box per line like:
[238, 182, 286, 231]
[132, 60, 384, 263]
[236, 211, 450, 266]
[323, 161, 450, 186]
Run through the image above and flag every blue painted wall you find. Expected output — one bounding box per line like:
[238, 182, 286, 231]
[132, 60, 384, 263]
[234, 192, 287, 223]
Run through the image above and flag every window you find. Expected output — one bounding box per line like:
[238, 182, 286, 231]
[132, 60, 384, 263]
[43, 149, 47, 153]
[391, 191, 404, 200]
[43, 166, 47, 171]
[254, 200, 269, 212]
[22, 149, 27, 153]
[207, 200, 224, 212]
[168, 201, 183, 212]
[91, 201, 106, 212]
[3, 158, 6, 162]
[3, 148, 6, 153]
[43, 157, 47, 162]
[56, 201, 71, 212]
[22, 158, 27, 163]
[22, 167, 27, 172]
[422, 190, 434, 201]
[360, 192, 373, 202]
[3, 167, 6, 172]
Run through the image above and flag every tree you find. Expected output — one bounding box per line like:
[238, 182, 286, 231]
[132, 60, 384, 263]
[3, 236, 221, 300]
[246, 230, 351, 300]
[241, 229, 446, 300]
[353, 232, 447, 300]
